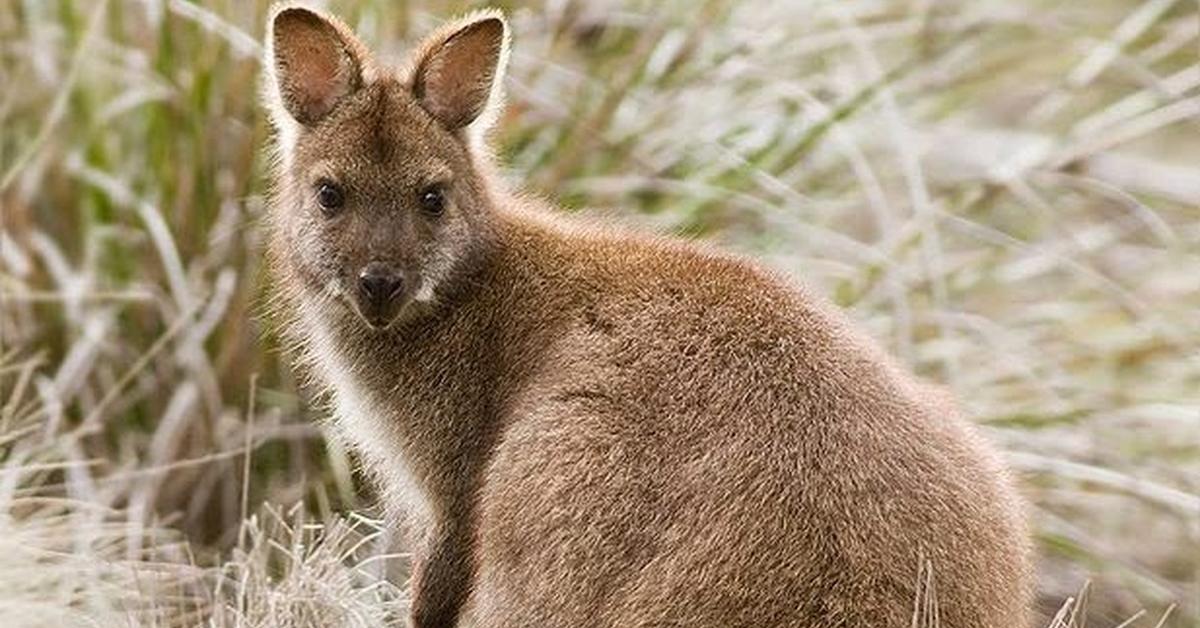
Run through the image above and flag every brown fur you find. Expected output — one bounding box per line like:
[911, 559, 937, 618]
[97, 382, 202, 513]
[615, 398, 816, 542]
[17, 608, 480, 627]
[261, 5, 1034, 628]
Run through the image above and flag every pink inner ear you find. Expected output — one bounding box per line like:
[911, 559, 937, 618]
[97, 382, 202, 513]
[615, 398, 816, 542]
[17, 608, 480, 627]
[414, 18, 504, 130]
[291, 43, 351, 121]
[274, 10, 360, 124]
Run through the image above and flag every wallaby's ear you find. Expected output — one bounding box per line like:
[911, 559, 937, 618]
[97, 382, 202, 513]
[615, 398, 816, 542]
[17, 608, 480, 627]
[265, 5, 366, 126]
[409, 11, 509, 135]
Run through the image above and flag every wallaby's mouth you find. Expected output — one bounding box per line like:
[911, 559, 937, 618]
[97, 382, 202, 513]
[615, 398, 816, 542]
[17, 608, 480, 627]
[343, 299, 407, 331]
[353, 293, 411, 331]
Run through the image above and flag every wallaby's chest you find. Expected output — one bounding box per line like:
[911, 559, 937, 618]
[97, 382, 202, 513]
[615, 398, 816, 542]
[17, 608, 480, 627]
[302, 306, 434, 522]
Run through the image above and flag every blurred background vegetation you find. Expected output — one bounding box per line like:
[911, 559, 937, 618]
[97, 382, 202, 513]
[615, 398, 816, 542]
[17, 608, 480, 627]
[1, 0, 1197, 626]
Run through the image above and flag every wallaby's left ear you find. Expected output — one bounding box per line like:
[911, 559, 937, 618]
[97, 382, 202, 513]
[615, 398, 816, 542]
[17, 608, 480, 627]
[410, 11, 509, 135]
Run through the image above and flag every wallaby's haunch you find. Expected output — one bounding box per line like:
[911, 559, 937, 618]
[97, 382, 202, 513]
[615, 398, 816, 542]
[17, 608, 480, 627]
[262, 5, 1033, 627]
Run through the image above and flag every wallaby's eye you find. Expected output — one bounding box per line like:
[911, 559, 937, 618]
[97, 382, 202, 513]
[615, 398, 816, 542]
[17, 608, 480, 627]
[418, 185, 445, 217]
[316, 180, 345, 216]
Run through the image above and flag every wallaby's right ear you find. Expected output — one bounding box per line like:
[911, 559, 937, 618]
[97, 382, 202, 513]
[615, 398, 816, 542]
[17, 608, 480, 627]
[408, 11, 509, 137]
[264, 5, 366, 127]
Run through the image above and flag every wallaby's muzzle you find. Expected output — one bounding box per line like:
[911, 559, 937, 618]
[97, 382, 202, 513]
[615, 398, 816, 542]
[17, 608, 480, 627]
[356, 262, 406, 328]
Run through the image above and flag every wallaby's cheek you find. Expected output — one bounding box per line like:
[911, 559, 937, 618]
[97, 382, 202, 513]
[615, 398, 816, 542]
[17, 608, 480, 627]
[407, 218, 466, 304]
[280, 210, 342, 298]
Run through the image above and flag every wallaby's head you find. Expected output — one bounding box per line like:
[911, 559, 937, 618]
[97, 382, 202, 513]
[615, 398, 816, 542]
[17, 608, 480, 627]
[263, 5, 508, 330]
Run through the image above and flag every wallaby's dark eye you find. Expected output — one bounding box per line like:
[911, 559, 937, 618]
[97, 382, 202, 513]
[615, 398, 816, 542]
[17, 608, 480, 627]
[418, 185, 445, 216]
[316, 180, 345, 216]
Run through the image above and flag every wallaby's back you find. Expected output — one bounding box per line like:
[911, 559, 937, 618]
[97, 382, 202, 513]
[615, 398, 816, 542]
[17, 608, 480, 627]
[461, 210, 1032, 627]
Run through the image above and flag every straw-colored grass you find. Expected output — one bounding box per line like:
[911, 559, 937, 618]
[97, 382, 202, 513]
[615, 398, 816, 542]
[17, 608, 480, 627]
[1, 1, 1196, 626]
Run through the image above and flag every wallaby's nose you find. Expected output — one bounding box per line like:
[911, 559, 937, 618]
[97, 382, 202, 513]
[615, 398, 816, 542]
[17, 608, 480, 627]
[358, 264, 404, 307]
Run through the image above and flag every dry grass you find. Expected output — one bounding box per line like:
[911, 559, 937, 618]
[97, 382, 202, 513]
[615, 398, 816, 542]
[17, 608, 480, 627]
[209, 507, 407, 628]
[1, 0, 1197, 626]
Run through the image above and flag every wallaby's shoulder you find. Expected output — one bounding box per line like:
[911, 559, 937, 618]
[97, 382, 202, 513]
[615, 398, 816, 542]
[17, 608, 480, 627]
[487, 198, 868, 386]
[494, 197, 805, 307]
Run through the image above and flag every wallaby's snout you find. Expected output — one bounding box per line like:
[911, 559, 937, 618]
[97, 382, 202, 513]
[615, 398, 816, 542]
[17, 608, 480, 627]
[356, 262, 407, 328]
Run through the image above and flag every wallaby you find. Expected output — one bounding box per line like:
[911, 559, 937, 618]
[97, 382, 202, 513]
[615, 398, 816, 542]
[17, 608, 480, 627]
[262, 5, 1033, 627]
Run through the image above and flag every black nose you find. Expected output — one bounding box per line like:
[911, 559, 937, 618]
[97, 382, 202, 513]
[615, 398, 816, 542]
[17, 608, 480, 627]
[358, 264, 404, 306]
